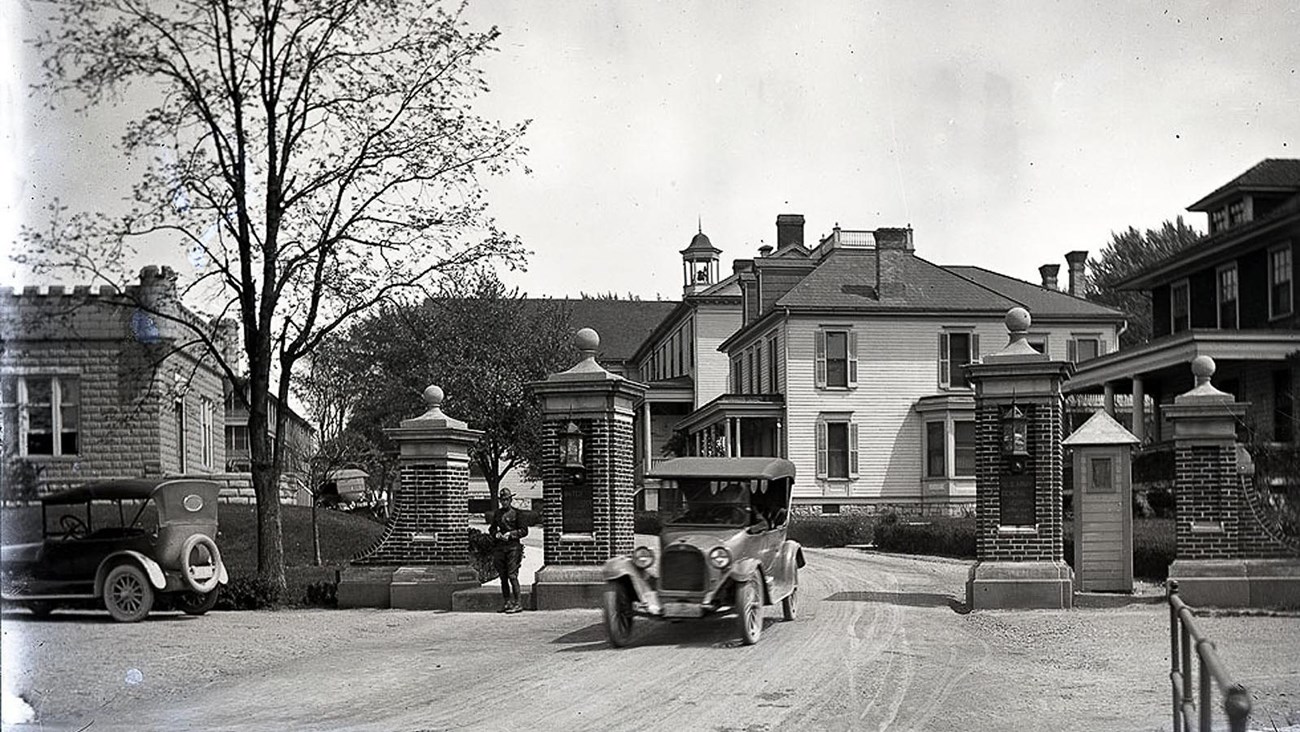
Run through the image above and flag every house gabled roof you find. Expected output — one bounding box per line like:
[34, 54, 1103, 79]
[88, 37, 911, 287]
[544, 299, 678, 364]
[946, 266, 1125, 320]
[774, 249, 1020, 313]
[1188, 158, 1300, 211]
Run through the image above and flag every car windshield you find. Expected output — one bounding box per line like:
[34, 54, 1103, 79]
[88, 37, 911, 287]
[664, 479, 757, 527]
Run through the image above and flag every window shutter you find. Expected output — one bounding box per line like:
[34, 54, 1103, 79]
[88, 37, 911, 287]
[1067, 339, 1077, 363]
[815, 330, 827, 388]
[1098, 339, 1108, 356]
[938, 332, 950, 386]
[847, 331, 859, 387]
[970, 333, 980, 364]
[848, 423, 860, 478]
[816, 421, 828, 478]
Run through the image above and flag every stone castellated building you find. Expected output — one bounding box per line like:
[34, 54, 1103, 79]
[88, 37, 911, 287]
[0, 266, 227, 495]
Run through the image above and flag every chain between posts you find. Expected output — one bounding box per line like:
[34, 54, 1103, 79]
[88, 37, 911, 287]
[1167, 580, 1253, 732]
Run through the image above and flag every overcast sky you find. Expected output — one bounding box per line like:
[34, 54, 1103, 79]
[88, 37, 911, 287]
[4, 1, 1298, 300]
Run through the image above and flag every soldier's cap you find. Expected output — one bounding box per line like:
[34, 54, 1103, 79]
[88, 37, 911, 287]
[498, 489, 514, 500]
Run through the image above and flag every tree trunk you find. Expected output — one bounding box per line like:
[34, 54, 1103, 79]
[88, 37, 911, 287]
[247, 372, 287, 597]
[311, 497, 321, 567]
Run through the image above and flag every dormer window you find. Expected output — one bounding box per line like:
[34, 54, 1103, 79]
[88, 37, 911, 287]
[1211, 208, 1229, 233]
[1228, 199, 1248, 227]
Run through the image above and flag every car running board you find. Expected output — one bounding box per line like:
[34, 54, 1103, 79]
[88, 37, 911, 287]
[1, 592, 96, 602]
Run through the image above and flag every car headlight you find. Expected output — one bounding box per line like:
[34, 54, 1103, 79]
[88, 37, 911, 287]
[708, 546, 732, 569]
[632, 546, 655, 569]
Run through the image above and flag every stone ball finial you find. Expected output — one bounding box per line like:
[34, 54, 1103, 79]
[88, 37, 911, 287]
[422, 384, 445, 408]
[575, 327, 599, 352]
[1005, 307, 1031, 334]
[1191, 355, 1216, 385]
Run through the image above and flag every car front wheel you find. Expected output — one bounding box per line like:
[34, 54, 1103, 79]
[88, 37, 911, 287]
[737, 579, 762, 645]
[174, 588, 220, 616]
[603, 581, 635, 648]
[104, 564, 154, 623]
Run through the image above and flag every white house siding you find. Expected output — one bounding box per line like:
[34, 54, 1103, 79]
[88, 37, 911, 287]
[783, 315, 1118, 508]
[694, 305, 742, 405]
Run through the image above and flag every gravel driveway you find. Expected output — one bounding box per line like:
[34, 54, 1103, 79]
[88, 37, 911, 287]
[3, 548, 1298, 731]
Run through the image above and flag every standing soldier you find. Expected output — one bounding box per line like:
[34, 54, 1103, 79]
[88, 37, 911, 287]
[488, 488, 527, 613]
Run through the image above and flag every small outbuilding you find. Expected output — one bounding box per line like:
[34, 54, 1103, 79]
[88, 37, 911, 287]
[1063, 410, 1140, 593]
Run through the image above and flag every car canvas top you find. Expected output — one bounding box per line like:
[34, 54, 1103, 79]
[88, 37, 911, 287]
[647, 457, 795, 482]
[38, 478, 218, 506]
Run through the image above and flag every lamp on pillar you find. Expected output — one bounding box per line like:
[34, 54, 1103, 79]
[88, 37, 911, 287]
[1001, 403, 1030, 470]
[559, 421, 586, 479]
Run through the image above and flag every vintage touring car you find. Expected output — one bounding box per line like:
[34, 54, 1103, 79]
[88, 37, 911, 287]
[1, 478, 228, 622]
[602, 457, 805, 646]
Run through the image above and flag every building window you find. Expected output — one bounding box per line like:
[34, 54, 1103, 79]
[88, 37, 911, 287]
[175, 399, 187, 473]
[1228, 199, 1248, 226]
[227, 424, 250, 452]
[767, 335, 779, 394]
[815, 329, 857, 389]
[1171, 280, 1190, 333]
[816, 417, 858, 480]
[200, 397, 215, 469]
[1089, 457, 1114, 493]
[687, 320, 694, 370]
[747, 348, 757, 394]
[1217, 265, 1239, 329]
[1026, 334, 1048, 355]
[923, 419, 975, 479]
[925, 422, 945, 477]
[731, 356, 742, 393]
[938, 330, 978, 389]
[1, 376, 80, 457]
[1068, 335, 1104, 363]
[1211, 208, 1228, 233]
[1270, 245, 1293, 319]
[954, 420, 976, 477]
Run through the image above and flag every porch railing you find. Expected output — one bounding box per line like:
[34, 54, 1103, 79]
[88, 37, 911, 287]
[1168, 580, 1252, 732]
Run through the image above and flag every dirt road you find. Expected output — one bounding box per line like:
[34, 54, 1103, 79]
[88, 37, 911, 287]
[4, 549, 1298, 731]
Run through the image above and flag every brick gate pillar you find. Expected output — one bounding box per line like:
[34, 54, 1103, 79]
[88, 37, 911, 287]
[1165, 357, 1300, 607]
[527, 328, 646, 610]
[337, 385, 483, 610]
[964, 308, 1076, 609]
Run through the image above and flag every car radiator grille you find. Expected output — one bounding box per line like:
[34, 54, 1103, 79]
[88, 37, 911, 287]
[660, 547, 706, 592]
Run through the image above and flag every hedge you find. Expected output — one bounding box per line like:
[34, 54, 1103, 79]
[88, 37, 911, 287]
[786, 514, 874, 547]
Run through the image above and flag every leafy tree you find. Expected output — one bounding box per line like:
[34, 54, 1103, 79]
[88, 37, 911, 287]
[1086, 217, 1204, 348]
[340, 270, 573, 502]
[21, 0, 528, 594]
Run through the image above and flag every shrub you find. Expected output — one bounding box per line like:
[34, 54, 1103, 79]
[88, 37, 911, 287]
[787, 514, 874, 548]
[873, 517, 976, 558]
[468, 527, 498, 584]
[215, 575, 281, 610]
[303, 579, 338, 607]
[634, 510, 662, 535]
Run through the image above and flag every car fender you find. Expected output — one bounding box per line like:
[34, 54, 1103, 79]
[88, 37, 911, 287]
[602, 556, 656, 603]
[729, 558, 771, 604]
[767, 540, 804, 601]
[95, 552, 167, 596]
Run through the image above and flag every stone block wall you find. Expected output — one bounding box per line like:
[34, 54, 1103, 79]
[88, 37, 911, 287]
[352, 460, 470, 566]
[974, 399, 1066, 562]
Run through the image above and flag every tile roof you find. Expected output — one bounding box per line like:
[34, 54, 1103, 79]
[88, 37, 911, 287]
[1189, 158, 1300, 210]
[528, 298, 678, 362]
[775, 250, 1021, 313]
[945, 266, 1124, 319]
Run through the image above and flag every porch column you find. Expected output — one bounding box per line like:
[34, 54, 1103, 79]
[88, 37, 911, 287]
[1131, 376, 1146, 442]
[1103, 381, 1116, 417]
[777, 419, 784, 459]
[733, 418, 743, 457]
[1151, 400, 1163, 442]
[723, 419, 733, 457]
[642, 400, 652, 468]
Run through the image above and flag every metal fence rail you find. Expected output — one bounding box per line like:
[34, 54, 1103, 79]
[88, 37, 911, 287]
[1168, 580, 1253, 732]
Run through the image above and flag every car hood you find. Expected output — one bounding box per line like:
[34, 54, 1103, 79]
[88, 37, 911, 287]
[0, 542, 43, 566]
[658, 526, 747, 553]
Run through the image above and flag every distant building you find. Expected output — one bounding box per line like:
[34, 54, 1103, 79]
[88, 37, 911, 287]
[1069, 158, 1300, 446]
[631, 217, 1125, 515]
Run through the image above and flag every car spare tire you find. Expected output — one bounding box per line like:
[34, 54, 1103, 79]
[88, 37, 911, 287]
[179, 534, 222, 594]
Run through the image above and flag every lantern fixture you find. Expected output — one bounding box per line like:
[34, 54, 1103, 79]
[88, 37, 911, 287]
[1002, 404, 1029, 460]
[560, 421, 586, 478]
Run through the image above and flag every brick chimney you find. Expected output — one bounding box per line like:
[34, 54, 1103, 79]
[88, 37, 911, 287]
[1039, 264, 1060, 291]
[875, 227, 913, 299]
[1065, 251, 1088, 297]
[776, 214, 804, 250]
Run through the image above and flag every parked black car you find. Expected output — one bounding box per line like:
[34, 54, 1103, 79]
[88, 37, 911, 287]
[1, 478, 228, 622]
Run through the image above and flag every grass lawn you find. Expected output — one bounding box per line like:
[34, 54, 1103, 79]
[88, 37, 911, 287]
[1, 501, 387, 606]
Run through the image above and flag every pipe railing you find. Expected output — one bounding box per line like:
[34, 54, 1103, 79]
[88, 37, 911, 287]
[1168, 580, 1253, 732]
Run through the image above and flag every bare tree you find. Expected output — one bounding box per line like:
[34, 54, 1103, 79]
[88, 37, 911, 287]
[20, 0, 529, 595]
